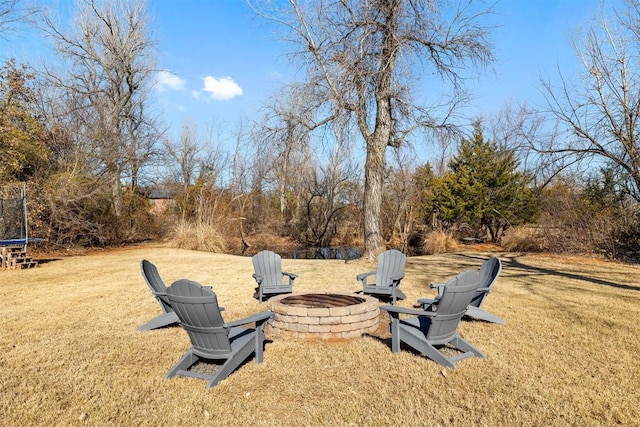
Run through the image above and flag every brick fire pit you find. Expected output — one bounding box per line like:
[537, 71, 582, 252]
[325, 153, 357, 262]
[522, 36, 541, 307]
[266, 292, 381, 340]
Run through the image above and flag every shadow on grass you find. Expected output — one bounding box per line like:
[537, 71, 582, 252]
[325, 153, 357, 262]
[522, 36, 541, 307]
[365, 332, 474, 365]
[412, 252, 640, 292]
[501, 255, 640, 292]
[34, 258, 63, 265]
[364, 333, 392, 350]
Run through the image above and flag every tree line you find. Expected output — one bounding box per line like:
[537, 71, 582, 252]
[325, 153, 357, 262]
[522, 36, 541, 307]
[2, 0, 640, 261]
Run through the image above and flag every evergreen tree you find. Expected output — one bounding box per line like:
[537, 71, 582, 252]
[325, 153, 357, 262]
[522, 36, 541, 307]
[412, 163, 437, 226]
[583, 167, 625, 213]
[433, 122, 538, 241]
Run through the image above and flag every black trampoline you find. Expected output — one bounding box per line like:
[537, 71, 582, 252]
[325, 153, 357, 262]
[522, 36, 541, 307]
[0, 238, 45, 246]
[1, 185, 42, 268]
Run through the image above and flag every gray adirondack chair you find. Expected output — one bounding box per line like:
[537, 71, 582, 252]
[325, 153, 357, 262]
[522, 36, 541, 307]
[357, 249, 407, 304]
[418, 257, 504, 324]
[252, 250, 297, 302]
[137, 259, 179, 331]
[164, 279, 274, 388]
[381, 270, 486, 368]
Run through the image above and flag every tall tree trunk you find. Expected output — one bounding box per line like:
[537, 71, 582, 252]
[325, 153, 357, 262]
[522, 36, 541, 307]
[362, 0, 398, 259]
[259, 0, 493, 257]
[363, 138, 386, 258]
[279, 127, 293, 224]
[111, 169, 123, 241]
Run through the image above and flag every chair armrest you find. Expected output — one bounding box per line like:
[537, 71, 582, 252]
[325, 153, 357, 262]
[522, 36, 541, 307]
[252, 273, 263, 284]
[416, 297, 438, 306]
[356, 271, 375, 284]
[477, 287, 491, 292]
[282, 271, 297, 286]
[390, 274, 404, 286]
[380, 305, 436, 317]
[430, 282, 446, 298]
[225, 311, 274, 328]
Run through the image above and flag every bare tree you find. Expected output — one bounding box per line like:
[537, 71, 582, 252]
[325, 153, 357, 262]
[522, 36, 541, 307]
[301, 141, 358, 246]
[39, 0, 160, 223]
[251, 84, 315, 227]
[383, 148, 419, 253]
[230, 120, 263, 247]
[165, 121, 201, 194]
[476, 103, 558, 188]
[539, 0, 640, 201]
[252, 0, 494, 257]
[0, 0, 37, 37]
[164, 119, 232, 225]
[192, 123, 231, 227]
[162, 120, 201, 222]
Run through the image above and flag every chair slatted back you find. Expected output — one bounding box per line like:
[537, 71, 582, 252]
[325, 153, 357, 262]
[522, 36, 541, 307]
[426, 270, 480, 341]
[166, 279, 231, 355]
[376, 249, 406, 287]
[470, 257, 502, 308]
[252, 250, 283, 289]
[140, 259, 172, 313]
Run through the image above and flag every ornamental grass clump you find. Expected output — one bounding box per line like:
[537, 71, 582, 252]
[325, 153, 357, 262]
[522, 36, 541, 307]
[421, 230, 459, 254]
[168, 220, 225, 253]
[501, 225, 547, 252]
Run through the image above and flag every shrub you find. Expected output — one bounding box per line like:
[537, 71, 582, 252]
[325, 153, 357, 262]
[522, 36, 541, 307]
[601, 205, 640, 261]
[168, 220, 225, 253]
[501, 226, 547, 252]
[43, 172, 116, 247]
[421, 230, 458, 254]
[119, 188, 164, 242]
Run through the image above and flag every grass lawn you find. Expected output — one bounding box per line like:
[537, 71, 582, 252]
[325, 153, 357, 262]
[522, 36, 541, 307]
[1, 245, 639, 426]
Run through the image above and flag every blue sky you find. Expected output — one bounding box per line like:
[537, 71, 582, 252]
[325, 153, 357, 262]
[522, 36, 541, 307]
[151, 0, 621, 141]
[149, 0, 599, 137]
[0, 0, 624, 144]
[150, 0, 288, 138]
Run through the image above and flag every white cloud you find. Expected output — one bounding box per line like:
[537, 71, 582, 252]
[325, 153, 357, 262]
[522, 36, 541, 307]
[201, 76, 243, 100]
[155, 71, 185, 92]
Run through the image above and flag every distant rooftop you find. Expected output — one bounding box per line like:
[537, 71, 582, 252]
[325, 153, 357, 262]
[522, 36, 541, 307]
[147, 188, 176, 199]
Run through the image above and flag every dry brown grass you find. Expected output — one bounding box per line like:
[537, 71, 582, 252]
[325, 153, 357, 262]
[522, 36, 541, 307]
[422, 230, 459, 254]
[501, 226, 547, 252]
[1, 245, 639, 426]
[168, 220, 226, 253]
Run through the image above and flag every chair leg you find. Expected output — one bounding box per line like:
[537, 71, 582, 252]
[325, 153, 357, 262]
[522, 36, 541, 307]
[137, 311, 179, 331]
[206, 341, 256, 388]
[450, 336, 486, 359]
[166, 348, 199, 379]
[392, 326, 458, 368]
[420, 343, 457, 369]
[254, 323, 264, 364]
[465, 306, 506, 324]
[389, 317, 401, 353]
